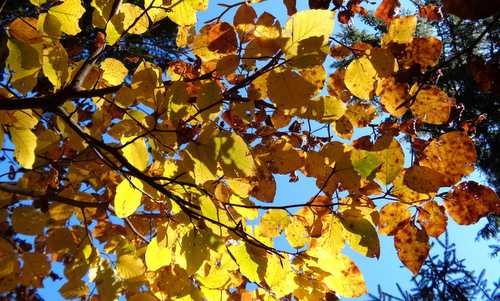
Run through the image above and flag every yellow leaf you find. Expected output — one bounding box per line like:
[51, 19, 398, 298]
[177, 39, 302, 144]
[299, 95, 346, 122]
[322, 254, 367, 298]
[378, 202, 411, 235]
[285, 216, 309, 249]
[382, 16, 417, 45]
[215, 132, 257, 178]
[100, 58, 128, 86]
[283, 9, 334, 58]
[264, 255, 296, 298]
[114, 177, 143, 218]
[166, 0, 198, 26]
[340, 214, 380, 258]
[410, 85, 453, 125]
[420, 131, 476, 186]
[258, 209, 290, 238]
[42, 42, 69, 89]
[121, 136, 149, 171]
[6, 39, 41, 94]
[373, 135, 404, 185]
[344, 56, 377, 100]
[106, 3, 150, 45]
[39, 0, 86, 37]
[116, 253, 146, 279]
[228, 242, 262, 283]
[267, 68, 316, 114]
[10, 128, 37, 169]
[145, 237, 172, 271]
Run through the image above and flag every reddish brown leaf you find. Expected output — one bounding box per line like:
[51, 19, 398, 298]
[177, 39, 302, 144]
[207, 22, 238, 54]
[418, 4, 442, 22]
[444, 181, 500, 225]
[374, 0, 400, 23]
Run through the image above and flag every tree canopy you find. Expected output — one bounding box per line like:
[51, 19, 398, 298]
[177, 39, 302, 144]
[0, 0, 499, 300]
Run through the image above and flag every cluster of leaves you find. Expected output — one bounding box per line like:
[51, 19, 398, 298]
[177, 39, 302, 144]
[0, 0, 498, 300]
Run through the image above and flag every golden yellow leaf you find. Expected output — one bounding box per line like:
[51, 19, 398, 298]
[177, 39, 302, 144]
[420, 131, 476, 186]
[340, 214, 380, 258]
[264, 255, 296, 298]
[10, 128, 37, 169]
[344, 56, 378, 100]
[116, 253, 146, 279]
[42, 42, 69, 89]
[6, 39, 41, 94]
[382, 16, 417, 45]
[283, 9, 335, 58]
[378, 202, 411, 235]
[114, 177, 143, 218]
[321, 254, 368, 298]
[258, 209, 290, 238]
[106, 3, 150, 45]
[121, 136, 149, 171]
[39, 0, 86, 37]
[228, 242, 262, 283]
[100, 58, 128, 86]
[410, 85, 453, 125]
[145, 237, 172, 271]
[285, 216, 309, 248]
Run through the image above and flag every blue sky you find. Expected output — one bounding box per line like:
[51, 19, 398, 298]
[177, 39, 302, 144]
[23, 0, 499, 299]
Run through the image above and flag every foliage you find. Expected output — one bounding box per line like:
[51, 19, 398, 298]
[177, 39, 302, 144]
[0, 0, 499, 300]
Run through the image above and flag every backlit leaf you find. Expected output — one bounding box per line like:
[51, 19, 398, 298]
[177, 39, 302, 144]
[100, 58, 128, 86]
[114, 177, 143, 218]
[121, 136, 149, 171]
[10, 128, 37, 169]
[418, 201, 447, 237]
[378, 202, 411, 235]
[394, 222, 430, 275]
[420, 131, 476, 186]
[283, 9, 334, 58]
[444, 181, 500, 225]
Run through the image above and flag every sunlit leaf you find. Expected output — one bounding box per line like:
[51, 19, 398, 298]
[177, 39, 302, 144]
[394, 222, 430, 275]
[114, 177, 143, 218]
